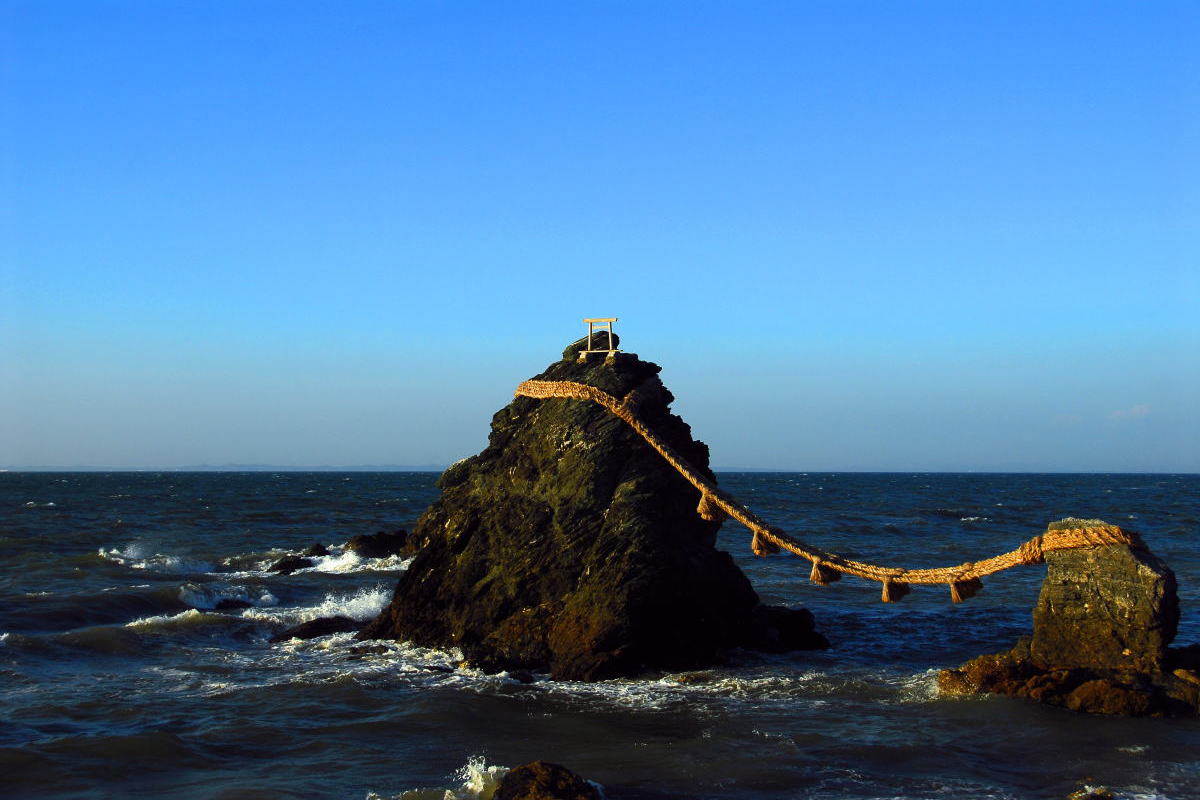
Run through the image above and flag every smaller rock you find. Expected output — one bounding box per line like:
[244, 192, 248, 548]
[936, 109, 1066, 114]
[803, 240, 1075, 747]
[302, 543, 329, 557]
[269, 615, 360, 643]
[741, 605, 830, 653]
[346, 530, 408, 559]
[1029, 518, 1177, 673]
[1065, 679, 1154, 716]
[510, 669, 535, 684]
[215, 598, 252, 611]
[348, 644, 390, 656]
[494, 761, 601, 800]
[269, 556, 313, 575]
[674, 671, 714, 685]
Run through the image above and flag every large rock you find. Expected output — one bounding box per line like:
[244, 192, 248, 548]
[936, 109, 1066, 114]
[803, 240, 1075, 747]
[358, 337, 826, 680]
[939, 518, 1197, 716]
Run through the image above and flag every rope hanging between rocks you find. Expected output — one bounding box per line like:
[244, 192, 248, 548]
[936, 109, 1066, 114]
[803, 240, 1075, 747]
[515, 378, 1140, 603]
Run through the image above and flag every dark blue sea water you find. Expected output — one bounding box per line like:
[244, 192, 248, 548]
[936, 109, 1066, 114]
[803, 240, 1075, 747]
[2, 472, 1197, 800]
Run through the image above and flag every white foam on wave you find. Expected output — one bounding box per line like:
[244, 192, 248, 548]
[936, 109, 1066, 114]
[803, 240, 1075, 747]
[100, 544, 213, 574]
[490, 662, 942, 713]
[243, 584, 392, 627]
[313, 550, 412, 575]
[177, 583, 278, 610]
[893, 668, 940, 702]
[125, 608, 227, 631]
[366, 755, 511, 800]
[0, 632, 8, 646]
[218, 545, 412, 578]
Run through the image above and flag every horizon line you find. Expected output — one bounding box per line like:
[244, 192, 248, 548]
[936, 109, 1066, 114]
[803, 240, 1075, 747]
[1, 466, 1196, 476]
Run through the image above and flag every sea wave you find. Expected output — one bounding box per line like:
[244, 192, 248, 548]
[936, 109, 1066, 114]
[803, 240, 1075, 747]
[99, 544, 213, 574]
[125, 608, 230, 632]
[366, 755, 510, 800]
[177, 582, 278, 610]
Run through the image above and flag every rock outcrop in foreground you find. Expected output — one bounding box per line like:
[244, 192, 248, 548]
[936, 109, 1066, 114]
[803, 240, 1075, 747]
[494, 761, 601, 800]
[358, 335, 827, 680]
[939, 518, 1199, 716]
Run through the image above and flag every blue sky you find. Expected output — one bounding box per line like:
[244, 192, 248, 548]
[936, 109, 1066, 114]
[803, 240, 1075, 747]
[2, 1, 1197, 471]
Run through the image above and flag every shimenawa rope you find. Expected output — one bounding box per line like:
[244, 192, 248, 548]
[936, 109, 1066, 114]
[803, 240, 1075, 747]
[514, 378, 1138, 603]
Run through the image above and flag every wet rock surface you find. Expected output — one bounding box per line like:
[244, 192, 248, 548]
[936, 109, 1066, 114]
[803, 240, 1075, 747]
[358, 337, 826, 680]
[494, 761, 601, 800]
[939, 519, 1197, 716]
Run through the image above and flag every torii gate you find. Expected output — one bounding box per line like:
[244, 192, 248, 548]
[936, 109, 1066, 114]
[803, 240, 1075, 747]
[579, 317, 619, 361]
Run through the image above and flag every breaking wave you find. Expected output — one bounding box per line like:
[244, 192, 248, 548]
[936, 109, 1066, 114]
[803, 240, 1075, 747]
[243, 584, 392, 627]
[99, 544, 213, 574]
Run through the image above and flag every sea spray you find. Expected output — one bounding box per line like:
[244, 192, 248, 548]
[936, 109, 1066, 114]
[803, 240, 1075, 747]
[366, 755, 510, 800]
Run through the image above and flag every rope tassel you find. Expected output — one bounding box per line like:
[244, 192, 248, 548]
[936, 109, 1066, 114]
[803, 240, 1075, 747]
[949, 577, 984, 603]
[751, 529, 780, 557]
[808, 560, 842, 586]
[696, 492, 726, 523]
[881, 579, 911, 603]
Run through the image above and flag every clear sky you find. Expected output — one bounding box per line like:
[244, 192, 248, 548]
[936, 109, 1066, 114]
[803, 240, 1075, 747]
[2, 1, 1197, 471]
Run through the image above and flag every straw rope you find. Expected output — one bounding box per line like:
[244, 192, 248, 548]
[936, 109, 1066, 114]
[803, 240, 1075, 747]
[515, 378, 1139, 602]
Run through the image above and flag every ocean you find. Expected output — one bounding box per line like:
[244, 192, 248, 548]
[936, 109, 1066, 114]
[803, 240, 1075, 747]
[1, 471, 1197, 800]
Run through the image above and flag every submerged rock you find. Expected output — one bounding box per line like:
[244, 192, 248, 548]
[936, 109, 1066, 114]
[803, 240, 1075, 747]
[346, 530, 407, 559]
[269, 615, 360, 643]
[494, 761, 601, 800]
[268, 555, 313, 575]
[358, 336, 826, 680]
[939, 518, 1197, 716]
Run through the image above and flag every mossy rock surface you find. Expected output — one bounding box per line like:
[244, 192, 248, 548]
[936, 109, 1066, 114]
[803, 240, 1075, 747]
[359, 340, 825, 680]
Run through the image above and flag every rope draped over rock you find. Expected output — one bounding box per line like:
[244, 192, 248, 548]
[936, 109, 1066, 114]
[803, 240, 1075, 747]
[514, 378, 1140, 603]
